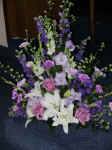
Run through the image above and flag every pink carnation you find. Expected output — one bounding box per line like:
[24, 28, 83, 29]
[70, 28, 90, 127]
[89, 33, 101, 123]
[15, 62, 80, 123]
[96, 85, 103, 94]
[78, 73, 90, 83]
[32, 102, 44, 120]
[43, 60, 55, 68]
[43, 78, 56, 92]
[75, 107, 90, 125]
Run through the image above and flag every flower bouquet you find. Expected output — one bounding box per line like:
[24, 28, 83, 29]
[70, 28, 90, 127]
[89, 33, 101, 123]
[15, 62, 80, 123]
[1, 0, 112, 134]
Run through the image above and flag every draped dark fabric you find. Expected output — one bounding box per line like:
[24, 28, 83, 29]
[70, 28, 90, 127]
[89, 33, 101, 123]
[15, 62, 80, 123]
[2, 117, 112, 150]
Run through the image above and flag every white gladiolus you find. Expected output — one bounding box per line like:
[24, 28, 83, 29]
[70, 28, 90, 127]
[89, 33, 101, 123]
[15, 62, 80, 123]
[47, 31, 55, 55]
[47, 39, 55, 55]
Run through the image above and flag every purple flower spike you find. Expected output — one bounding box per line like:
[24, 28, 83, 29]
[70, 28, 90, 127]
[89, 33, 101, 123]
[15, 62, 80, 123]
[17, 94, 23, 104]
[40, 31, 48, 45]
[76, 50, 84, 60]
[36, 19, 44, 33]
[12, 88, 17, 100]
[15, 108, 25, 116]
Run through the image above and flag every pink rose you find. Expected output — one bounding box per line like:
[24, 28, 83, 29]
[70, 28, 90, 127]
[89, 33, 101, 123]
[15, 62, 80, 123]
[78, 73, 90, 83]
[75, 107, 90, 125]
[43, 78, 56, 92]
[32, 102, 44, 120]
[43, 60, 55, 68]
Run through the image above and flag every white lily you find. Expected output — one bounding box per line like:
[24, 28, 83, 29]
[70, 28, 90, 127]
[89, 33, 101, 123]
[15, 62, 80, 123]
[52, 100, 79, 134]
[42, 90, 61, 120]
[25, 81, 42, 99]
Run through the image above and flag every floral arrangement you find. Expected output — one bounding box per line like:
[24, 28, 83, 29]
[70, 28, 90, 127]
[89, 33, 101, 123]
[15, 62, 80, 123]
[1, 0, 112, 134]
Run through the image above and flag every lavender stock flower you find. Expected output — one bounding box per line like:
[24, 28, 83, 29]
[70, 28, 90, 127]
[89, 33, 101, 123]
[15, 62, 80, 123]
[95, 100, 103, 112]
[40, 31, 48, 44]
[18, 55, 34, 88]
[12, 88, 17, 100]
[17, 94, 23, 104]
[90, 100, 103, 120]
[59, 17, 71, 45]
[18, 55, 26, 65]
[34, 18, 48, 45]
[36, 18, 44, 33]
